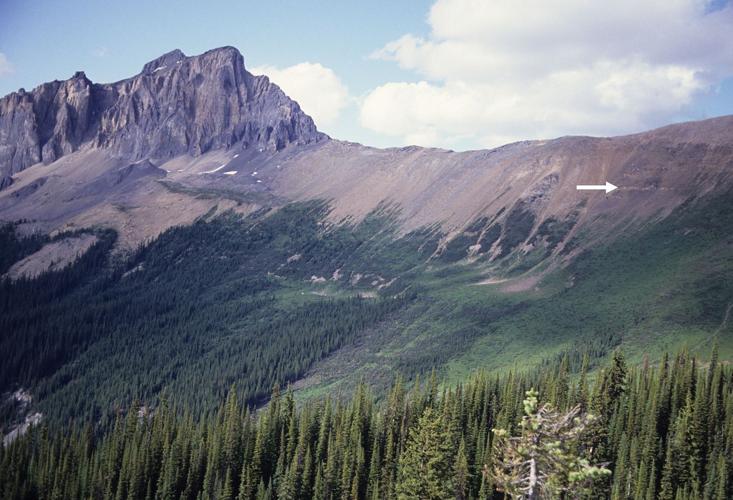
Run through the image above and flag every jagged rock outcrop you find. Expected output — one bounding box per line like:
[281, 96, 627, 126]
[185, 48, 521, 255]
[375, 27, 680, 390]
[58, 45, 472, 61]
[0, 91, 41, 175]
[0, 47, 326, 178]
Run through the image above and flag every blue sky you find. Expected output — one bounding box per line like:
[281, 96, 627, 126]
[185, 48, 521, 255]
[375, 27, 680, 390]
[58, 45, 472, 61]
[1, 0, 732, 150]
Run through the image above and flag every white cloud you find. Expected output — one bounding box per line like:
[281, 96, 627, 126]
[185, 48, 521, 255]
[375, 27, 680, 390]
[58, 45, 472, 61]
[251, 62, 350, 127]
[362, 0, 733, 149]
[0, 53, 14, 78]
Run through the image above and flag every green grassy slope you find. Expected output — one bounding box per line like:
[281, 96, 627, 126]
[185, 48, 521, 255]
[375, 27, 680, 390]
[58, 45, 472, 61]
[295, 189, 733, 397]
[1, 189, 732, 427]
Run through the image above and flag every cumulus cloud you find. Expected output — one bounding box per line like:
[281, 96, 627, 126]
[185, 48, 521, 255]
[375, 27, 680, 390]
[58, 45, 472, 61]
[251, 62, 350, 127]
[0, 53, 14, 78]
[362, 0, 733, 149]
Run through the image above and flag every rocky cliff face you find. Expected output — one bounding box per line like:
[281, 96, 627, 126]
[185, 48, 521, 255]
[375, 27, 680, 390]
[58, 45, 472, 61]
[0, 47, 326, 178]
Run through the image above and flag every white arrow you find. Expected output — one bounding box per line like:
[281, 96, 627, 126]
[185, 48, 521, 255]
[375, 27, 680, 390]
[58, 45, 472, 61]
[576, 181, 618, 194]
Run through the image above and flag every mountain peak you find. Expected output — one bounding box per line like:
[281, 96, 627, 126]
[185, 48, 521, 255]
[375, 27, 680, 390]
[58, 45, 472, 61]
[141, 47, 246, 75]
[141, 49, 186, 74]
[0, 46, 326, 177]
[201, 45, 241, 58]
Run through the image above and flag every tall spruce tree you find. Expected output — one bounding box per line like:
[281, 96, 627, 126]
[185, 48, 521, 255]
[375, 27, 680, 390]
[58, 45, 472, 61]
[395, 407, 454, 500]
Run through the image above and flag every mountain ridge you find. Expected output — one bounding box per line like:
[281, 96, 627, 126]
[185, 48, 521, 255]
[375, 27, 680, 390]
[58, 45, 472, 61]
[1, 46, 733, 277]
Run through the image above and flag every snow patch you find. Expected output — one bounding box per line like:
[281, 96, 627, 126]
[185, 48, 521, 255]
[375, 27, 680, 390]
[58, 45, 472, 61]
[152, 65, 166, 73]
[223, 171, 237, 176]
[200, 164, 228, 175]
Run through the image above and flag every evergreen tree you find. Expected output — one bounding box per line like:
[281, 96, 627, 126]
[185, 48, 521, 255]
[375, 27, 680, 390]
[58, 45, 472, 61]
[395, 407, 454, 500]
[454, 438, 470, 500]
[2, 348, 732, 500]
